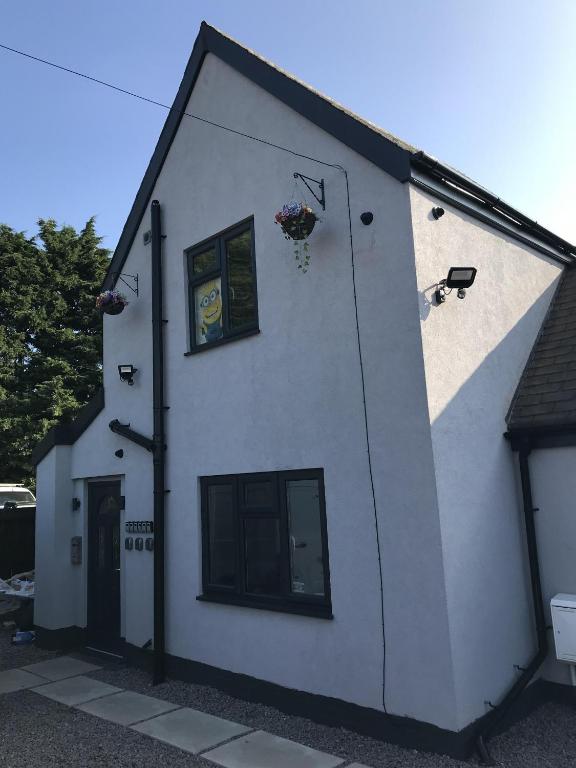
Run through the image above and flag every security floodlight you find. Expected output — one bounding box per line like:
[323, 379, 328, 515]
[118, 364, 138, 385]
[435, 267, 477, 304]
[445, 267, 477, 289]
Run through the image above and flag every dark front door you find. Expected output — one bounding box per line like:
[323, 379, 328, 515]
[88, 481, 121, 651]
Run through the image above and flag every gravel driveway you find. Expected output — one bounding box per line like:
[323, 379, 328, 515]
[1, 629, 576, 767]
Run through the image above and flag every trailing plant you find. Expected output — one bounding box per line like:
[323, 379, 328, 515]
[275, 202, 319, 273]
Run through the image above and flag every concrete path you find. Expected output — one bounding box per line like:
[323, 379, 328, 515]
[0, 656, 372, 768]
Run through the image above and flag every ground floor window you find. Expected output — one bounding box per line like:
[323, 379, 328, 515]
[199, 469, 332, 618]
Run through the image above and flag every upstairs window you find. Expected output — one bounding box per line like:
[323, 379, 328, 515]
[199, 469, 332, 618]
[186, 218, 258, 351]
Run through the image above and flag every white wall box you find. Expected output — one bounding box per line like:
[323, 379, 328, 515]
[551, 594, 576, 663]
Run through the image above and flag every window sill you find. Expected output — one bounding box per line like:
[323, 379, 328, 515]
[196, 593, 333, 620]
[184, 327, 260, 356]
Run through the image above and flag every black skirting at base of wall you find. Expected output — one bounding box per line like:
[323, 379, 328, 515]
[35, 626, 576, 760]
[35, 625, 87, 651]
[124, 642, 576, 760]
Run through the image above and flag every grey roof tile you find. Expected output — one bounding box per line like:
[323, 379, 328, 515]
[508, 268, 576, 430]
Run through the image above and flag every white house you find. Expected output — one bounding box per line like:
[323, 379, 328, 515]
[32, 22, 576, 762]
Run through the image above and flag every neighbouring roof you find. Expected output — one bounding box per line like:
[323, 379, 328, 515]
[103, 22, 575, 292]
[507, 268, 576, 433]
[31, 389, 105, 466]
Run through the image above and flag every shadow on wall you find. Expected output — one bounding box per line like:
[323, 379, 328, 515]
[418, 283, 438, 321]
[424, 283, 557, 728]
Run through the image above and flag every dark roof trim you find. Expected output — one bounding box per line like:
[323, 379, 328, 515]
[103, 22, 576, 290]
[411, 178, 573, 267]
[31, 388, 105, 466]
[103, 22, 412, 290]
[506, 423, 576, 452]
[412, 153, 576, 262]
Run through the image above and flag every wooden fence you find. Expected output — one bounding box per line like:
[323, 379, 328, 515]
[0, 505, 35, 579]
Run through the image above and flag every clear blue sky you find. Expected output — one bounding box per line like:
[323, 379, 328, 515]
[2, 0, 575, 251]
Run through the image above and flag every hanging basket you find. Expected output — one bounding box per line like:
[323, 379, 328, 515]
[96, 290, 129, 316]
[280, 210, 317, 241]
[101, 302, 125, 316]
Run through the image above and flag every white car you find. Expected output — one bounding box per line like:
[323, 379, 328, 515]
[0, 484, 36, 508]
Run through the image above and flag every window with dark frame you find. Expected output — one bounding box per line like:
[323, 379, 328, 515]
[200, 469, 332, 618]
[186, 218, 258, 351]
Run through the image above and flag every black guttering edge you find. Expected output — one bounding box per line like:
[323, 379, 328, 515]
[411, 153, 576, 265]
[30, 388, 105, 466]
[100, 20, 575, 289]
[505, 423, 576, 451]
[102, 22, 412, 291]
[410, 177, 573, 267]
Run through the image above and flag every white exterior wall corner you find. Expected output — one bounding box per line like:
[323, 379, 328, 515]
[37, 51, 457, 730]
[527, 447, 576, 686]
[151, 52, 457, 729]
[34, 445, 75, 629]
[410, 184, 563, 729]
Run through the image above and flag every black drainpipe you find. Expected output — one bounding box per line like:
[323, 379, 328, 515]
[476, 443, 548, 765]
[151, 199, 166, 685]
[108, 200, 166, 684]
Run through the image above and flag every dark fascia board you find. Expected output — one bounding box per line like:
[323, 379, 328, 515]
[411, 153, 576, 262]
[31, 388, 105, 466]
[505, 423, 576, 451]
[102, 22, 575, 291]
[102, 22, 412, 290]
[410, 178, 574, 267]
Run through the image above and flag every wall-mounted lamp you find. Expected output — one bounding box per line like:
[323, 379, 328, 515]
[435, 267, 477, 305]
[118, 364, 138, 385]
[360, 212, 374, 225]
[432, 207, 445, 219]
[72, 497, 81, 511]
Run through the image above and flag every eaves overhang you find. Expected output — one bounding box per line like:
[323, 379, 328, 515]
[102, 22, 576, 292]
[505, 423, 576, 452]
[31, 388, 105, 467]
[102, 22, 413, 292]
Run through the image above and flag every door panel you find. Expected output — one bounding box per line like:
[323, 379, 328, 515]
[88, 482, 121, 651]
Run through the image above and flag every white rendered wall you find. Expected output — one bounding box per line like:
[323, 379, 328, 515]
[410, 185, 562, 728]
[37, 53, 458, 729]
[528, 447, 576, 686]
[34, 446, 76, 629]
[148, 53, 455, 728]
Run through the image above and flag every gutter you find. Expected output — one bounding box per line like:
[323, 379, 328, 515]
[108, 200, 167, 685]
[475, 444, 548, 765]
[410, 152, 576, 265]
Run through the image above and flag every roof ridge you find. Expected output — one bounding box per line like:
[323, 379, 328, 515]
[200, 21, 418, 155]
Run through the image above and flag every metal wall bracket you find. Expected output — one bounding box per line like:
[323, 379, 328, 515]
[293, 172, 326, 210]
[111, 272, 139, 297]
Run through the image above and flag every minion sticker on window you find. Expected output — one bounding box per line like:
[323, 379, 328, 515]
[195, 278, 223, 344]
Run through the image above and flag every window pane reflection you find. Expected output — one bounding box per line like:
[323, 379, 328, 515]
[208, 485, 236, 587]
[227, 231, 256, 330]
[245, 518, 281, 595]
[287, 479, 325, 596]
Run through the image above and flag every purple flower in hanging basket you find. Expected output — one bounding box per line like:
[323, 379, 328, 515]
[274, 202, 318, 241]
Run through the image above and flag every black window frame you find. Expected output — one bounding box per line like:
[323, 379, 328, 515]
[185, 217, 259, 354]
[198, 469, 333, 619]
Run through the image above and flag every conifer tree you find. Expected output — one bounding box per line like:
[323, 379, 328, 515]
[0, 218, 109, 485]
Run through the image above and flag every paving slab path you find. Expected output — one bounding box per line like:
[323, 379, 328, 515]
[0, 656, 356, 768]
[2, 633, 576, 767]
